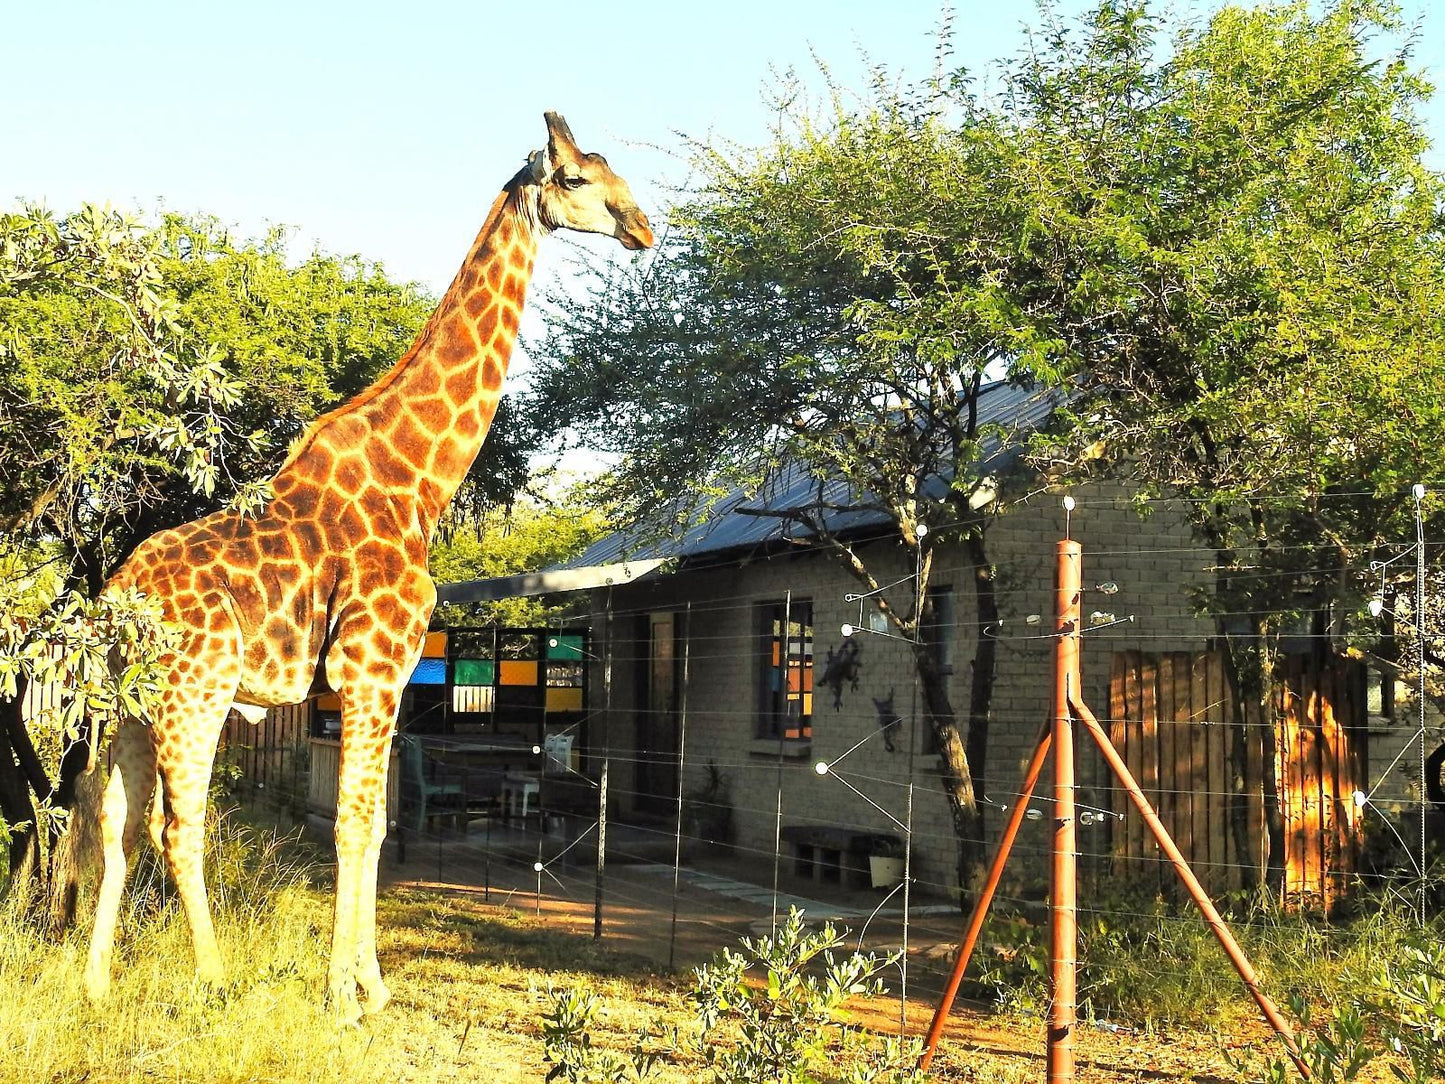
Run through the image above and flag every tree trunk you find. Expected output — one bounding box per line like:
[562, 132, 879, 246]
[961, 532, 997, 798]
[0, 695, 40, 898]
[913, 641, 984, 904]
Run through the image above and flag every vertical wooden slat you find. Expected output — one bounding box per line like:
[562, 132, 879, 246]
[1274, 666, 1294, 905]
[1320, 661, 1342, 913]
[1141, 652, 1160, 893]
[1157, 654, 1178, 891]
[1245, 695, 1266, 886]
[1171, 653, 1194, 880]
[1303, 656, 1325, 910]
[1340, 661, 1364, 890]
[1220, 654, 1244, 891]
[1189, 653, 1210, 887]
[1330, 666, 1347, 905]
[1209, 652, 1230, 895]
[1124, 651, 1145, 865]
[1109, 652, 1129, 868]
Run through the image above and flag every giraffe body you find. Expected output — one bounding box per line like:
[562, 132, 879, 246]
[82, 113, 652, 1018]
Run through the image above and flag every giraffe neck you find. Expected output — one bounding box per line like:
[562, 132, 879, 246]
[275, 170, 544, 540]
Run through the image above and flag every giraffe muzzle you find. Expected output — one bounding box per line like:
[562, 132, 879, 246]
[617, 209, 655, 250]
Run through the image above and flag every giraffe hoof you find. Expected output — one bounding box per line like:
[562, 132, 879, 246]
[360, 980, 391, 1016]
[82, 965, 112, 1004]
[327, 984, 364, 1028]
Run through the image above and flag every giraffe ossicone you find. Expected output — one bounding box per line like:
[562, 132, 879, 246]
[82, 112, 653, 1021]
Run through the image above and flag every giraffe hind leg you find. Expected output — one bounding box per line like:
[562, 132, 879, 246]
[83, 720, 158, 1001]
[153, 688, 234, 988]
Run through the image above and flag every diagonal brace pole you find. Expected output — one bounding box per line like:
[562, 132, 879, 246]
[1069, 692, 1311, 1081]
[918, 722, 1052, 1072]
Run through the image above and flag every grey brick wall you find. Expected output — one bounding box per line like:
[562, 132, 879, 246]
[582, 482, 1219, 900]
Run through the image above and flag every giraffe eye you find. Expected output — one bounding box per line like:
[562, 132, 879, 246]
[560, 174, 588, 190]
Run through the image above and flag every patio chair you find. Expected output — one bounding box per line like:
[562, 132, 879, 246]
[542, 732, 574, 775]
[398, 734, 467, 832]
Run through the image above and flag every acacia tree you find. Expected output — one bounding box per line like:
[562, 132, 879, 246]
[524, 78, 1057, 888]
[995, 1, 1445, 884]
[525, 1, 1445, 892]
[0, 205, 532, 916]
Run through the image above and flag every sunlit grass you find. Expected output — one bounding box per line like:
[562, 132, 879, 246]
[0, 813, 690, 1084]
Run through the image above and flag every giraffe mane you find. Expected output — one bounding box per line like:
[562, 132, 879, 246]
[276, 171, 534, 476]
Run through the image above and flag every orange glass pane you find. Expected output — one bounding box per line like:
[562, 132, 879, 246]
[771, 643, 780, 666]
[499, 660, 539, 686]
[316, 692, 342, 712]
[421, 631, 447, 658]
[802, 669, 813, 692]
[545, 687, 584, 713]
[787, 669, 801, 694]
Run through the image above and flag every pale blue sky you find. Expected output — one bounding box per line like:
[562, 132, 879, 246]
[8, 1, 1442, 295]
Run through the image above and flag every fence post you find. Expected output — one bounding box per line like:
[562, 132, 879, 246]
[1049, 539, 1081, 1084]
[594, 757, 608, 939]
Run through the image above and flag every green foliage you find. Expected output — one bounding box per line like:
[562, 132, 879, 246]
[542, 909, 923, 1084]
[1002, 0, 1445, 633]
[541, 983, 665, 1083]
[692, 910, 921, 1084]
[0, 201, 535, 899]
[430, 490, 608, 627]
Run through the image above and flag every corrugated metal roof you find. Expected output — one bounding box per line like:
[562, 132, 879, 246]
[565, 381, 1062, 569]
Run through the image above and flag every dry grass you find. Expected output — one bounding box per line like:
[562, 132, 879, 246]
[3, 813, 1418, 1084]
[0, 818, 695, 1084]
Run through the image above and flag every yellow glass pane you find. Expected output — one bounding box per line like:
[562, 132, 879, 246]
[499, 660, 539, 686]
[452, 685, 494, 713]
[316, 692, 342, 712]
[545, 687, 584, 713]
[802, 693, 813, 716]
[422, 631, 447, 658]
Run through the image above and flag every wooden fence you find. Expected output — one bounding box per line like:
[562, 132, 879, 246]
[1107, 651, 1367, 911]
[219, 701, 312, 809]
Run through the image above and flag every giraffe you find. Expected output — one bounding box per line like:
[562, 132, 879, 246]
[81, 112, 653, 1020]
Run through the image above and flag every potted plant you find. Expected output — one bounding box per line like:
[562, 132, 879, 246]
[867, 835, 906, 889]
[683, 761, 735, 854]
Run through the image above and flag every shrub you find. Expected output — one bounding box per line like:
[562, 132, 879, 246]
[543, 908, 923, 1084]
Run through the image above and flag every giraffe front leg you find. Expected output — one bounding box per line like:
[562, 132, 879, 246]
[84, 721, 158, 1001]
[354, 780, 392, 1015]
[328, 691, 398, 1025]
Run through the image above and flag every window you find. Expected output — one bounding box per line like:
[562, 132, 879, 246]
[757, 599, 814, 741]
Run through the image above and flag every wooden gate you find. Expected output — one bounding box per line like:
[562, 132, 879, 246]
[1107, 651, 1367, 911]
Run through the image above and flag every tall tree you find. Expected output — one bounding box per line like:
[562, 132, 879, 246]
[524, 1, 1445, 892]
[524, 71, 1051, 889]
[998, 1, 1445, 885]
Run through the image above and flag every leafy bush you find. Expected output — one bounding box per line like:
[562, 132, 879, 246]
[542, 908, 923, 1084]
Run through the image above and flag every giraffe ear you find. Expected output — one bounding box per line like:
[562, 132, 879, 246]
[544, 111, 582, 166]
[527, 148, 553, 183]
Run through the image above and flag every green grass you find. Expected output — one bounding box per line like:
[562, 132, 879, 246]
[2, 810, 1434, 1083]
[0, 814, 692, 1084]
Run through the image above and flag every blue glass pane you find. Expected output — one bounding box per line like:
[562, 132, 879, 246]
[408, 657, 447, 685]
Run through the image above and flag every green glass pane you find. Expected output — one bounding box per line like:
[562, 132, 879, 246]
[453, 658, 494, 686]
[547, 634, 584, 661]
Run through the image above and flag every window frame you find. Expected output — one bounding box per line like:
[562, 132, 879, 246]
[755, 598, 815, 743]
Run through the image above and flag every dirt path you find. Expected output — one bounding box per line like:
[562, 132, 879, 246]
[378, 839, 1300, 1082]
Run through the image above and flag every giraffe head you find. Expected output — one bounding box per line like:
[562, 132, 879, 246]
[528, 112, 654, 251]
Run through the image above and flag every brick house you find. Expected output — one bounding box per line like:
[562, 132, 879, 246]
[551, 382, 1297, 903]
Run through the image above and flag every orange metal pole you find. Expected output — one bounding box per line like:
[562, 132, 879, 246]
[1049, 540, 1080, 1084]
[917, 723, 1052, 1072]
[1069, 692, 1311, 1080]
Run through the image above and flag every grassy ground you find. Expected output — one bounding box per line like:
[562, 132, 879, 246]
[0, 814, 1427, 1084]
